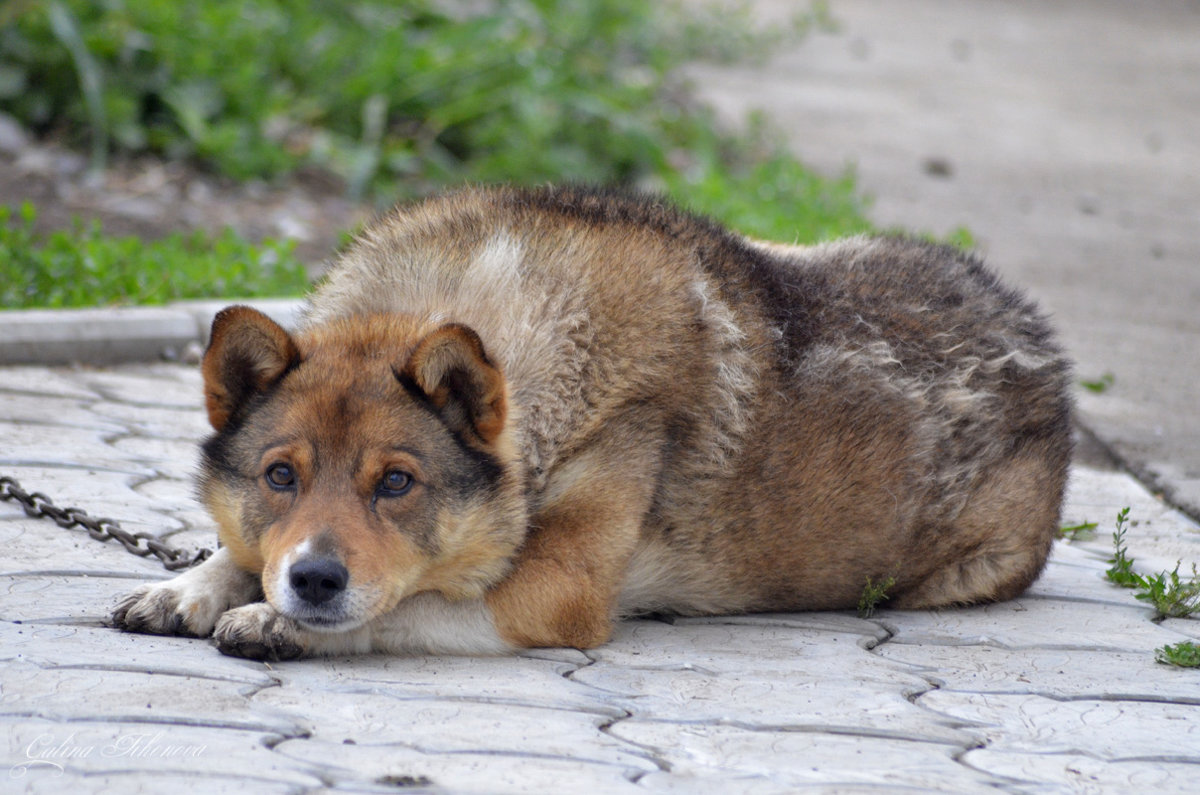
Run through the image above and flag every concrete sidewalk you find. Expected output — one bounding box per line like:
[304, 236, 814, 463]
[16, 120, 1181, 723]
[2, 366, 1199, 792]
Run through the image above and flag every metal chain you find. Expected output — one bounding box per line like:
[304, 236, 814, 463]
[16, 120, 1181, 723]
[0, 475, 212, 571]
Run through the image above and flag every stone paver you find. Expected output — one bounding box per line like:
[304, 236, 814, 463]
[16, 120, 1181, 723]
[2, 361, 1198, 793]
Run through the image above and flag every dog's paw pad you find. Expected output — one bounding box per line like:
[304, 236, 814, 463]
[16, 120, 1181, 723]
[213, 603, 304, 661]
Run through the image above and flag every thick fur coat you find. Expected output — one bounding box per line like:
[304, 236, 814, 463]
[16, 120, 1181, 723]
[114, 185, 1072, 659]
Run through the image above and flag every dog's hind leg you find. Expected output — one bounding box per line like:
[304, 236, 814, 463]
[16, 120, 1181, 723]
[892, 445, 1068, 609]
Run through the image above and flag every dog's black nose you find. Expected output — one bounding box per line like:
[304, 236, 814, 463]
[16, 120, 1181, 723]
[288, 558, 349, 606]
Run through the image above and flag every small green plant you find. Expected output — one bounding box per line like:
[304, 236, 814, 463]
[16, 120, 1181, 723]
[1102, 507, 1200, 620]
[857, 574, 896, 619]
[1058, 520, 1098, 541]
[1105, 507, 1139, 587]
[1100, 508, 1200, 665]
[0, 202, 308, 308]
[1134, 563, 1200, 620]
[1080, 372, 1115, 394]
[941, 225, 977, 252]
[1155, 640, 1200, 668]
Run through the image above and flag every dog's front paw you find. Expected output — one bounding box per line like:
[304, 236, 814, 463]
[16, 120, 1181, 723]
[113, 582, 221, 638]
[213, 603, 306, 661]
[112, 549, 262, 638]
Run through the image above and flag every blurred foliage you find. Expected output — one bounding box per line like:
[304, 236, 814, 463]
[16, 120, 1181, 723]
[0, 202, 308, 307]
[0, 0, 870, 243]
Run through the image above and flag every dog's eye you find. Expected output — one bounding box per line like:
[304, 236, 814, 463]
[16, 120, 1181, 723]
[378, 470, 414, 497]
[265, 463, 296, 490]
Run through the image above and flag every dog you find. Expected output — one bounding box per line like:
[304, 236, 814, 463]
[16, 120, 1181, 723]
[113, 185, 1072, 660]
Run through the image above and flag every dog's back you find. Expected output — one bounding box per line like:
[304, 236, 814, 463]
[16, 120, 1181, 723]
[307, 185, 1072, 618]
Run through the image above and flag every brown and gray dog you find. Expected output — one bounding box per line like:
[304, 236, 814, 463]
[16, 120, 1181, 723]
[113, 185, 1072, 660]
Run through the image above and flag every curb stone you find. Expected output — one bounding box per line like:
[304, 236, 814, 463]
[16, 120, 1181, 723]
[0, 299, 305, 366]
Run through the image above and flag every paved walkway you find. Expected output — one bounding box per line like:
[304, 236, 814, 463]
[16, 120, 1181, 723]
[2, 363, 1198, 791]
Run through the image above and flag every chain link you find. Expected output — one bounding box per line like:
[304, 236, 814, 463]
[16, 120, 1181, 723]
[0, 475, 212, 571]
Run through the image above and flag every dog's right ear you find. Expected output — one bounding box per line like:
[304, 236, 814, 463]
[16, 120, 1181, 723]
[399, 324, 507, 444]
[202, 306, 299, 431]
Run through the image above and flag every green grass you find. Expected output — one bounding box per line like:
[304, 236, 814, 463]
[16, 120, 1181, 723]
[1103, 506, 1200, 621]
[0, 1, 849, 215]
[1058, 520, 1098, 541]
[0, 1, 885, 307]
[1134, 563, 1200, 620]
[1080, 372, 1115, 394]
[1105, 507, 1139, 587]
[857, 574, 895, 619]
[0, 202, 308, 308]
[1100, 508, 1200, 667]
[1155, 640, 1200, 668]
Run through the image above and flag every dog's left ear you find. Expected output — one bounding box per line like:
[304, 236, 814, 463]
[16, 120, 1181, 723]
[202, 306, 300, 431]
[399, 324, 507, 444]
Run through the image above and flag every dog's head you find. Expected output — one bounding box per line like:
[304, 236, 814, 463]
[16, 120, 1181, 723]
[197, 306, 526, 632]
